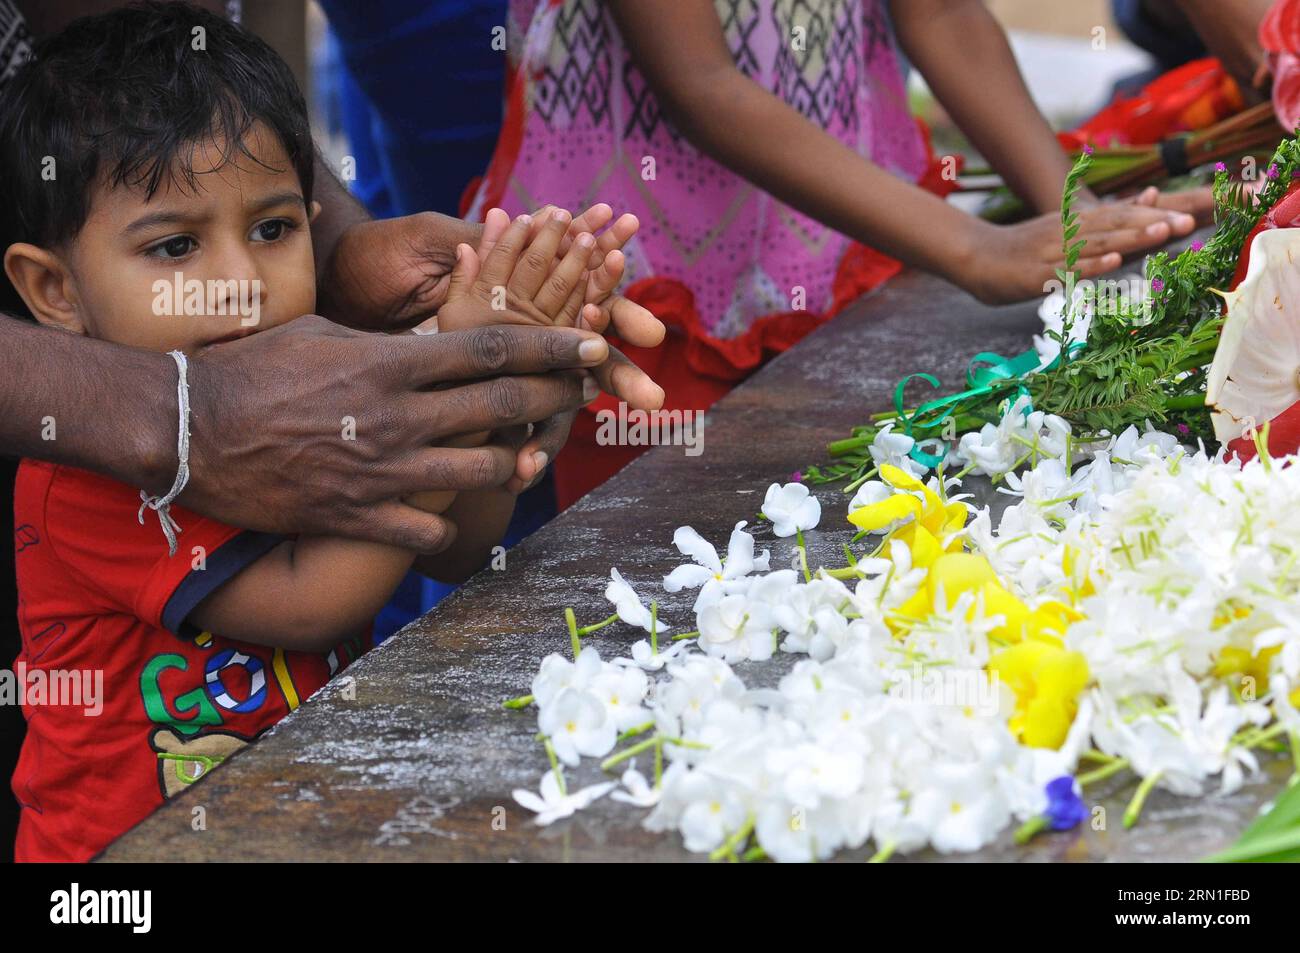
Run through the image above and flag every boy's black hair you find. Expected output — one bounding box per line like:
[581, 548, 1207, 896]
[0, 1, 314, 312]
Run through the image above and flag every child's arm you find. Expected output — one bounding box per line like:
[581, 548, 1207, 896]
[188, 538, 414, 652]
[607, 0, 1198, 304]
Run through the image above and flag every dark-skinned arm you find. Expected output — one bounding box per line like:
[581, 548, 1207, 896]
[608, 0, 1200, 303]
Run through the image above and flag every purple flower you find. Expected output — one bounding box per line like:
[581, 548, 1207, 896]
[790, 470, 803, 483]
[1215, 161, 1228, 172]
[1082, 144, 1094, 156]
[1177, 423, 1190, 435]
[1151, 278, 1165, 293]
[1044, 776, 1087, 831]
[1268, 164, 1280, 180]
[1191, 240, 1204, 252]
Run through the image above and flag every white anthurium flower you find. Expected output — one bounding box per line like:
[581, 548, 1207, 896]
[663, 521, 771, 610]
[761, 482, 822, 537]
[530, 645, 603, 709]
[604, 568, 670, 634]
[589, 665, 651, 732]
[512, 771, 616, 826]
[610, 760, 662, 808]
[538, 687, 617, 766]
[615, 637, 690, 671]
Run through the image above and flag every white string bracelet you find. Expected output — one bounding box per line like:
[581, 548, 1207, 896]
[138, 350, 191, 556]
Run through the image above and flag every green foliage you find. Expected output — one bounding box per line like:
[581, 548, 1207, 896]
[812, 135, 1300, 487]
[1206, 777, 1300, 862]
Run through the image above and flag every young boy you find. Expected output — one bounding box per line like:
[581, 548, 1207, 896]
[0, 2, 632, 861]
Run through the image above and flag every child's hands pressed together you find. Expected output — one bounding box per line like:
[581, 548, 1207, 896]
[437, 207, 602, 333]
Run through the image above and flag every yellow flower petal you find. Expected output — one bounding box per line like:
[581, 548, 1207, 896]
[847, 494, 921, 532]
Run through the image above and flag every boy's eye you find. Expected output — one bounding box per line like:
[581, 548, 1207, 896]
[252, 219, 292, 242]
[150, 236, 195, 260]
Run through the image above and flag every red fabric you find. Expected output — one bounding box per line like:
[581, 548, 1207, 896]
[11, 462, 365, 862]
[1059, 58, 1245, 150]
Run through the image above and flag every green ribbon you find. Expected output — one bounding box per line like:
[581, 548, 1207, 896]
[892, 342, 1084, 468]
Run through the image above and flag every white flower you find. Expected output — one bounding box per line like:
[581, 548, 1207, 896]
[610, 761, 661, 807]
[615, 637, 690, 671]
[697, 593, 779, 663]
[604, 567, 670, 634]
[675, 771, 748, 853]
[589, 665, 651, 732]
[530, 646, 602, 708]
[761, 482, 822, 537]
[538, 688, 617, 766]
[663, 521, 770, 610]
[868, 422, 927, 479]
[512, 770, 615, 826]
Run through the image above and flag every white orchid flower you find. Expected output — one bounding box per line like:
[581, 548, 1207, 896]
[761, 482, 822, 537]
[512, 770, 616, 826]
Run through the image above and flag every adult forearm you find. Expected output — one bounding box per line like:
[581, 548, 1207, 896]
[0, 316, 175, 492]
[311, 151, 374, 277]
[891, 0, 1071, 216]
[1175, 0, 1272, 97]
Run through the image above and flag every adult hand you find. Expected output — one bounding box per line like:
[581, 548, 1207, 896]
[181, 315, 612, 551]
[317, 204, 663, 338]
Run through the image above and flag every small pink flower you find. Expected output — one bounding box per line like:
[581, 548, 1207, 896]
[1151, 278, 1165, 293]
[1176, 423, 1190, 436]
[791, 470, 803, 483]
[1191, 240, 1204, 252]
[1082, 144, 1094, 156]
[1215, 162, 1228, 172]
[1268, 163, 1280, 179]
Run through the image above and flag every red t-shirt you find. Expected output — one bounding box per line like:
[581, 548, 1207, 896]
[11, 461, 367, 862]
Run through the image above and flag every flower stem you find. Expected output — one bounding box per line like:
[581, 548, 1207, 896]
[601, 735, 660, 772]
[796, 529, 812, 584]
[578, 612, 620, 636]
[1123, 770, 1163, 829]
[502, 693, 534, 710]
[709, 814, 756, 862]
[618, 720, 655, 742]
[1078, 757, 1130, 787]
[672, 630, 700, 642]
[650, 601, 659, 655]
[1013, 814, 1050, 845]
[867, 840, 897, 864]
[565, 607, 581, 658]
[542, 737, 566, 797]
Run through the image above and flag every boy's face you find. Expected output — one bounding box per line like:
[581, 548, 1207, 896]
[60, 121, 317, 353]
